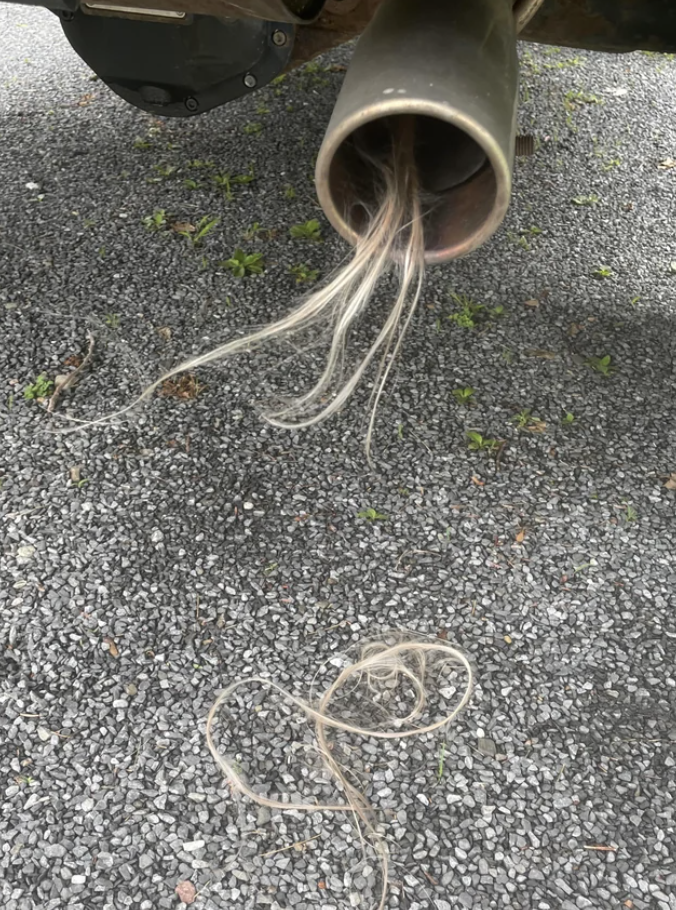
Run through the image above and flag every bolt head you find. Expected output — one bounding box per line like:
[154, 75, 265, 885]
[243, 73, 257, 89]
[184, 96, 199, 112]
[272, 30, 288, 47]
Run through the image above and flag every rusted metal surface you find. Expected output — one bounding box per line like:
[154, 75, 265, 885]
[521, 0, 676, 53]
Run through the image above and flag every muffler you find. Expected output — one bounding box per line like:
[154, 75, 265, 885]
[315, 0, 519, 264]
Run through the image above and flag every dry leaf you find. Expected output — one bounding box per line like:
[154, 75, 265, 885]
[504, 634, 513, 645]
[515, 528, 526, 544]
[171, 221, 195, 234]
[175, 880, 197, 905]
[157, 326, 172, 341]
[70, 465, 82, 483]
[471, 475, 485, 487]
[63, 353, 83, 367]
[524, 298, 539, 307]
[104, 637, 119, 658]
[437, 629, 448, 640]
[527, 418, 547, 433]
[159, 374, 203, 400]
[665, 473, 676, 491]
[658, 158, 676, 169]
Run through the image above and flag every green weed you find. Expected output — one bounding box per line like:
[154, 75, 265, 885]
[142, 209, 168, 231]
[290, 219, 322, 242]
[176, 215, 220, 248]
[24, 374, 53, 400]
[357, 507, 388, 521]
[572, 194, 599, 206]
[220, 249, 265, 277]
[593, 265, 613, 279]
[451, 387, 475, 406]
[466, 431, 500, 452]
[587, 354, 615, 376]
[289, 263, 320, 284]
[448, 292, 503, 328]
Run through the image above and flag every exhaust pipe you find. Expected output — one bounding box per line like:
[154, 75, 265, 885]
[315, 0, 519, 264]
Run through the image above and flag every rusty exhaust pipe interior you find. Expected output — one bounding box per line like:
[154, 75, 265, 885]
[315, 0, 519, 264]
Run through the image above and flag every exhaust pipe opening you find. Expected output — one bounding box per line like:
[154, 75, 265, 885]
[315, 0, 518, 264]
[326, 113, 499, 262]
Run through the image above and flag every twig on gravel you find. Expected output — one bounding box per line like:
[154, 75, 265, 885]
[48, 331, 95, 413]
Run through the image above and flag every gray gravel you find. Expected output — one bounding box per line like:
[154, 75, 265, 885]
[2, 6, 676, 910]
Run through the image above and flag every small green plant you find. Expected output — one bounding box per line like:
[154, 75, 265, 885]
[212, 169, 254, 201]
[630, 295, 641, 306]
[452, 387, 475, 406]
[501, 348, 514, 364]
[543, 55, 585, 70]
[448, 292, 503, 329]
[133, 137, 152, 150]
[187, 159, 214, 169]
[177, 216, 220, 248]
[437, 742, 447, 781]
[104, 313, 120, 329]
[284, 185, 296, 200]
[624, 503, 638, 522]
[183, 177, 202, 190]
[289, 263, 320, 284]
[562, 411, 576, 425]
[602, 157, 621, 171]
[593, 265, 613, 279]
[24, 374, 54, 400]
[564, 89, 604, 111]
[357, 507, 388, 521]
[153, 163, 178, 179]
[242, 222, 275, 242]
[243, 122, 263, 135]
[142, 209, 168, 231]
[220, 249, 265, 277]
[290, 219, 322, 242]
[572, 194, 599, 206]
[466, 431, 500, 452]
[511, 409, 546, 432]
[587, 354, 615, 377]
[256, 103, 270, 115]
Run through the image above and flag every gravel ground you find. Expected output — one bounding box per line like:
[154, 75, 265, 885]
[2, 6, 676, 910]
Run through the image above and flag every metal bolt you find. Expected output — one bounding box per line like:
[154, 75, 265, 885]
[272, 30, 288, 47]
[243, 73, 257, 89]
[184, 96, 199, 113]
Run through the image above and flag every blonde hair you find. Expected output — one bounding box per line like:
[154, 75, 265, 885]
[73, 118, 427, 461]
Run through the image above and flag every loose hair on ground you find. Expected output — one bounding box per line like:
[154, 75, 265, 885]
[206, 634, 474, 910]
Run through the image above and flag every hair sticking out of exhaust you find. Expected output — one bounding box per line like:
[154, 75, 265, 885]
[205, 634, 474, 910]
[71, 118, 427, 462]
